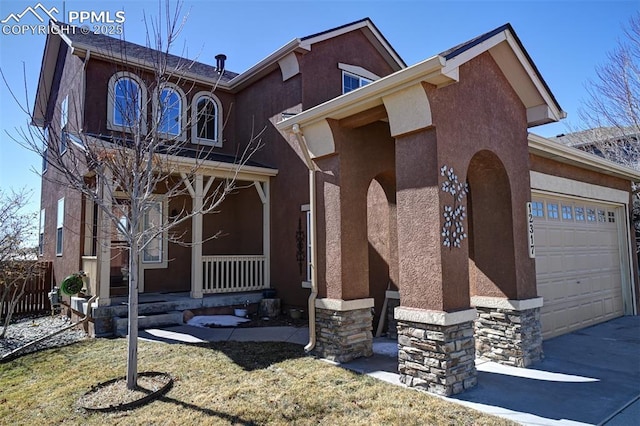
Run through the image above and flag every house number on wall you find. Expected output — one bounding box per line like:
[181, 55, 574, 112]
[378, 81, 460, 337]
[526, 202, 535, 258]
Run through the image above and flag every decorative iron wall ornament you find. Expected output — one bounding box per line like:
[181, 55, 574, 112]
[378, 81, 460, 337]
[295, 217, 306, 275]
[440, 165, 469, 248]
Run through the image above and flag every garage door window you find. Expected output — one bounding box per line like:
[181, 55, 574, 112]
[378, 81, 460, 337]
[561, 205, 573, 220]
[598, 209, 606, 222]
[531, 201, 544, 217]
[575, 207, 585, 221]
[608, 211, 616, 223]
[547, 203, 559, 219]
[586, 208, 596, 222]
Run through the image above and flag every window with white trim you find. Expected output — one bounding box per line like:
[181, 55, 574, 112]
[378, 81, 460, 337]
[546, 202, 559, 220]
[108, 72, 147, 132]
[561, 205, 573, 220]
[192, 92, 221, 146]
[575, 207, 585, 221]
[42, 126, 48, 173]
[142, 200, 164, 263]
[39, 209, 45, 256]
[60, 95, 68, 154]
[154, 84, 186, 139]
[586, 208, 596, 222]
[56, 198, 64, 256]
[342, 71, 371, 94]
[608, 211, 616, 223]
[597, 209, 606, 223]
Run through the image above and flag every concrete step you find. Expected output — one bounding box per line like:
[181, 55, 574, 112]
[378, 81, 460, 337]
[114, 310, 183, 337]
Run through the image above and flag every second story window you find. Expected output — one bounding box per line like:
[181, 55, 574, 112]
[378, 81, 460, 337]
[108, 72, 147, 133]
[154, 84, 185, 139]
[192, 92, 221, 147]
[114, 78, 141, 127]
[60, 96, 68, 154]
[342, 71, 371, 94]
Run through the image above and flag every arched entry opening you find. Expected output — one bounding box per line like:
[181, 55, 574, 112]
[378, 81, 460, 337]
[467, 150, 517, 299]
[366, 171, 398, 335]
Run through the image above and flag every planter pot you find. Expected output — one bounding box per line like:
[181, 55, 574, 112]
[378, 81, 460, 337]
[234, 308, 248, 318]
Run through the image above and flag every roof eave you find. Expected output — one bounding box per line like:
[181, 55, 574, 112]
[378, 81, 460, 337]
[528, 133, 640, 181]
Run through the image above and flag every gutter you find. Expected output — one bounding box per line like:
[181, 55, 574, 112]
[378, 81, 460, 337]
[292, 124, 318, 352]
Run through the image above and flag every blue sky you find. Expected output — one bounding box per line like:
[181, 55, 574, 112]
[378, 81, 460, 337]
[0, 0, 638, 214]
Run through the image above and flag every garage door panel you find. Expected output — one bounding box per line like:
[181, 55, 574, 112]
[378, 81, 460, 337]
[533, 195, 624, 339]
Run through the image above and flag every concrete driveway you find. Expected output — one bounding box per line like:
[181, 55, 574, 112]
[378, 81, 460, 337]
[342, 316, 640, 425]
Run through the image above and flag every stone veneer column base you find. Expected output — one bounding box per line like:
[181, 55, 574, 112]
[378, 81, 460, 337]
[472, 296, 544, 367]
[396, 307, 477, 396]
[313, 298, 374, 363]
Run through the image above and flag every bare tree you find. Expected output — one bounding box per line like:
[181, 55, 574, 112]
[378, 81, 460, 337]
[0, 189, 39, 339]
[2, 2, 262, 389]
[575, 12, 640, 170]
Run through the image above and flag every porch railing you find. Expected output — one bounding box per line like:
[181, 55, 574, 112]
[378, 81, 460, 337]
[202, 255, 266, 294]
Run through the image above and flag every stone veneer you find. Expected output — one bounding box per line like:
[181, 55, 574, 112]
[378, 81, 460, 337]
[386, 292, 400, 339]
[396, 307, 477, 396]
[314, 298, 374, 363]
[472, 296, 543, 367]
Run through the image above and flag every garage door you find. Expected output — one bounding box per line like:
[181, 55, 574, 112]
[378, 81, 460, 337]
[532, 195, 624, 339]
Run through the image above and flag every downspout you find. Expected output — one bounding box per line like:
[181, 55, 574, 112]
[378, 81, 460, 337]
[292, 124, 318, 352]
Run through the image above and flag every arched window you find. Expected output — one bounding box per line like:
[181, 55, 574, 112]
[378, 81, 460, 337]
[108, 72, 147, 132]
[153, 83, 186, 140]
[159, 87, 181, 136]
[191, 92, 221, 146]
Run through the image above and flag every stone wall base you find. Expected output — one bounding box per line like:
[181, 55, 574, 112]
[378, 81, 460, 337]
[474, 306, 543, 367]
[314, 306, 373, 363]
[397, 320, 476, 396]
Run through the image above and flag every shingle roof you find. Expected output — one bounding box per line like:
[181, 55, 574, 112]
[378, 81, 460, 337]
[439, 23, 562, 115]
[64, 24, 238, 83]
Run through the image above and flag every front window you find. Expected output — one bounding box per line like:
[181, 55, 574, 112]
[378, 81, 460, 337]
[60, 96, 68, 154]
[56, 197, 64, 256]
[342, 71, 371, 94]
[142, 201, 163, 263]
[113, 77, 141, 128]
[158, 87, 181, 136]
[192, 93, 221, 146]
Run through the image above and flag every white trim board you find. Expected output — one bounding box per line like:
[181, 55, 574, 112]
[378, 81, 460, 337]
[530, 171, 630, 205]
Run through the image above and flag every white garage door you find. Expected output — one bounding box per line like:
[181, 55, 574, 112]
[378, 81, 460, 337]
[533, 195, 624, 339]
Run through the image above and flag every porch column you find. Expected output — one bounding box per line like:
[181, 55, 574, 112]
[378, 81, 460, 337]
[254, 180, 270, 288]
[191, 174, 203, 299]
[472, 296, 543, 367]
[97, 173, 112, 307]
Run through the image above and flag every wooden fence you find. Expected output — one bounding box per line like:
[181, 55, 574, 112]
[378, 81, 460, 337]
[1, 261, 52, 318]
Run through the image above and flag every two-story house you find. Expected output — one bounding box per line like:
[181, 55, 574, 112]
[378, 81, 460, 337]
[34, 18, 639, 396]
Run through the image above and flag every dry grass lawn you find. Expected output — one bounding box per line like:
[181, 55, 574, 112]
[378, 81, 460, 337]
[0, 338, 515, 425]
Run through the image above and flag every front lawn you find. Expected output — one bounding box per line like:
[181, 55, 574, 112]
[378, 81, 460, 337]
[0, 338, 514, 425]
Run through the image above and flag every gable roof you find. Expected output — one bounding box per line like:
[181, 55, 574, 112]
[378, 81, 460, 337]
[439, 23, 562, 119]
[277, 23, 567, 143]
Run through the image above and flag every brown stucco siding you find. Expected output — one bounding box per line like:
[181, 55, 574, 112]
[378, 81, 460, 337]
[415, 51, 535, 310]
[300, 29, 397, 110]
[83, 58, 238, 157]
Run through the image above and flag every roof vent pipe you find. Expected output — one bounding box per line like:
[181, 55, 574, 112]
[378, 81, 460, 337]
[215, 54, 226, 73]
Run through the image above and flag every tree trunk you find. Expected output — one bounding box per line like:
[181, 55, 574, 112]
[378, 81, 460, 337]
[126, 240, 139, 390]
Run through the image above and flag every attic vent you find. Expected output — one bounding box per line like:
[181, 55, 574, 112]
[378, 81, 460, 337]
[215, 54, 226, 73]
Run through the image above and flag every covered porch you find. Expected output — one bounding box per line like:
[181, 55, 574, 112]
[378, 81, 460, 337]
[80, 161, 278, 309]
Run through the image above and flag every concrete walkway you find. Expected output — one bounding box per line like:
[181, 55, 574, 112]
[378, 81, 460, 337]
[142, 316, 639, 425]
[342, 316, 640, 426]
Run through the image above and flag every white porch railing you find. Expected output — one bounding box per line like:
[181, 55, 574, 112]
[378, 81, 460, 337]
[202, 255, 266, 294]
